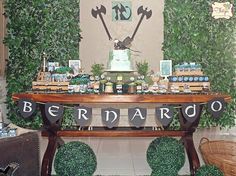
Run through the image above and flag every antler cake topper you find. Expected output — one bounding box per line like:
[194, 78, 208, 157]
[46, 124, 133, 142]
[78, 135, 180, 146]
[91, 5, 152, 48]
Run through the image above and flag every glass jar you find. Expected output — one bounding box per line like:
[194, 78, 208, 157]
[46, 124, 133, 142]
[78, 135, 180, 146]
[128, 77, 136, 94]
[105, 77, 114, 94]
[116, 75, 123, 94]
[99, 75, 107, 93]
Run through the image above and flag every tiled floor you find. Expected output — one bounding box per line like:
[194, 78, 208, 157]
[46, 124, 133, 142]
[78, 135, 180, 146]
[39, 127, 236, 176]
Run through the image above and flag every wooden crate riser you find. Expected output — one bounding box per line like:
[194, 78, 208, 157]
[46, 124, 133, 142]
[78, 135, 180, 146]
[173, 70, 204, 76]
[32, 81, 69, 91]
[169, 82, 210, 92]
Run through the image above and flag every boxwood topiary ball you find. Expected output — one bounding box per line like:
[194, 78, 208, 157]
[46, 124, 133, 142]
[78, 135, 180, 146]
[146, 137, 185, 174]
[195, 165, 223, 176]
[151, 170, 179, 176]
[54, 141, 97, 176]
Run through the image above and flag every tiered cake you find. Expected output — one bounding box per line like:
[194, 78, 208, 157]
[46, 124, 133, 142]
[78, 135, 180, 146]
[107, 49, 133, 72]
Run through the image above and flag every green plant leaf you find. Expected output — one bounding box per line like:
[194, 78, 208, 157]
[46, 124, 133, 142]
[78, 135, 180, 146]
[4, 0, 81, 129]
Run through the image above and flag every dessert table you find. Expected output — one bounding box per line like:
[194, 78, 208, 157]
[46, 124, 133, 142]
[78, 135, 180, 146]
[12, 93, 231, 176]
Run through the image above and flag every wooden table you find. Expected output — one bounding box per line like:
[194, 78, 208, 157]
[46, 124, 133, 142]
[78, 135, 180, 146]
[12, 93, 231, 176]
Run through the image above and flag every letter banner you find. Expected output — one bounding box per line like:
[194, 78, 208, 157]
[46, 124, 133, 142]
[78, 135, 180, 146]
[101, 108, 120, 129]
[45, 103, 64, 124]
[18, 99, 36, 118]
[155, 106, 174, 127]
[17, 97, 228, 126]
[128, 107, 147, 128]
[74, 106, 92, 127]
[181, 103, 200, 123]
[207, 98, 226, 119]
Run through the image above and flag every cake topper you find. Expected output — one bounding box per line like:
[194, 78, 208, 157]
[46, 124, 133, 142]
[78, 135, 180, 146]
[114, 38, 131, 50]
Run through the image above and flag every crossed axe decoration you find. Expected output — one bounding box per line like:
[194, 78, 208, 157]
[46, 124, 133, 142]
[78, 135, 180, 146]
[92, 5, 152, 48]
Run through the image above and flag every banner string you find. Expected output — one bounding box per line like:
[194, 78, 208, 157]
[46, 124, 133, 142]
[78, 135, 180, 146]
[13, 96, 216, 110]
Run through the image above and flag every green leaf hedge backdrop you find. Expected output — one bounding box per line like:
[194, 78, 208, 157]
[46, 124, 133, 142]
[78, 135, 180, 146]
[163, 0, 236, 128]
[4, 0, 81, 128]
[4, 0, 236, 129]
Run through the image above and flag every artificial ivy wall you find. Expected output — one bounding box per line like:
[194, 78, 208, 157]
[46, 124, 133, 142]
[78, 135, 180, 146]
[163, 0, 236, 128]
[4, 0, 236, 129]
[4, 0, 81, 128]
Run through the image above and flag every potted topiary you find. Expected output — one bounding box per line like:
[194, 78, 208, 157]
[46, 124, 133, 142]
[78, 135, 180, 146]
[91, 63, 104, 77]
[54, 141, 97, 176]
[146, 137, 185, 176]
[150, 170, 178, 176]
[136, 61, 149, 78]
[195, 165, 224, 176]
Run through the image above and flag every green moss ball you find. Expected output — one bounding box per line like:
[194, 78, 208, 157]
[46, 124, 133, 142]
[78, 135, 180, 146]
[151, 170, 179, 176]
[54, 141, 97, 176]
[146, 137, 185, 174]
[195, 165, 223, 176]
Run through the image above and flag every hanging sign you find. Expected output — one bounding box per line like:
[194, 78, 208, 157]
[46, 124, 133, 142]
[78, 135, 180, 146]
[18, 99, 36, 118]
[207, 98, 226, 119]
[212, 2, 233, 19]
[17, 97, 228, 128]
[74, 106, 92, 127]
[181, 103, 200, 123]
[101, 108, 120, 128]
[155, 106, 174, 127]
[128, 107, 147, 128]
[45, 103, 64, 123]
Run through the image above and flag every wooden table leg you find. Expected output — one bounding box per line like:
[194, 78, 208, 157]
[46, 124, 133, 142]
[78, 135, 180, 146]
[181, 133, 200, 176]
[179, 105, 203, 176]
[41, 135, 58, 176]
[39, 104, 62, 176]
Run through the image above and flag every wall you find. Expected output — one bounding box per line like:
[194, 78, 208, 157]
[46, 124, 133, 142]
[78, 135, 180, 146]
[80, 0, 164, 73]
[0, 77, 7, 123]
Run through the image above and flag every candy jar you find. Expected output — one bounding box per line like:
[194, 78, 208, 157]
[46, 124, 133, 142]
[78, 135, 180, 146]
[128, 77, 136, 94]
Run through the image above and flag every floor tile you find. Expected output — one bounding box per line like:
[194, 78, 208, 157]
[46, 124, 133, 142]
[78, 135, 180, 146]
[95, 168, 135, 176]
[97, 156, 133, 170]
[98, 138, 131, 156]
[39, 127, 236, 176]
[132, 156, 151, 173]
[134, 169, 151, 176]
[130, 138, 154, 157]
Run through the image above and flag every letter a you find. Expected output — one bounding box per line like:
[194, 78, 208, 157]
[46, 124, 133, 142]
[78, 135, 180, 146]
[131, 108, 145, 121]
